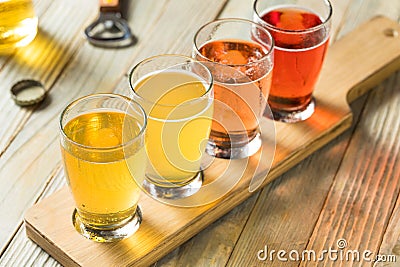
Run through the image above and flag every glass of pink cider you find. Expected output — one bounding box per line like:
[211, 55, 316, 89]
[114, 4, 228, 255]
[193, 18, 274, 159]
[253, 0, 332, 123]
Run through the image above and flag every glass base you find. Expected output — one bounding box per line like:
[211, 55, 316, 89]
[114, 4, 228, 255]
[143, 171, 203, 200]
[72, 206, 142, 243]
[206, 132, 262, 159]
[269, 98, 315, 123]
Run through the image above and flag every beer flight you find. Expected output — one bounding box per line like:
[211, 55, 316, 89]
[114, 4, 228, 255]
[60, 0, 332, 242]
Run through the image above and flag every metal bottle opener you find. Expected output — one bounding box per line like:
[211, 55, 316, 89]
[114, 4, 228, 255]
[84, 0, 135, 48]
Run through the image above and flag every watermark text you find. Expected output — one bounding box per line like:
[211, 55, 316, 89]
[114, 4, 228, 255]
[257, 239, 397, 265]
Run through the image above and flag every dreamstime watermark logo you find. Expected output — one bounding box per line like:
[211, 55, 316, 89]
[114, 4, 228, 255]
[257, 239, 397, 265]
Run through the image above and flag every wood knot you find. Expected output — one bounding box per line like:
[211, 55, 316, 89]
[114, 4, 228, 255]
[384, 28, 399, 37]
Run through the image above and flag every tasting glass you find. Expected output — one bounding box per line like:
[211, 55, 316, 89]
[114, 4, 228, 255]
[253, 0, 332, 122]
[0, 0, 38, 53]
[60, 94, 147, 242]
[193, 18, 274, 159]
[128, 54, 214, 200]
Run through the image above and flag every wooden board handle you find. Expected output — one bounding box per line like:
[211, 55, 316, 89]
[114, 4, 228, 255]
[317, 16, 400, 105]
[99, 0, 120, 13]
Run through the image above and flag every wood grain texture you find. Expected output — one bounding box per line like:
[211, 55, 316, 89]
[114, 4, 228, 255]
[0, 0, 228, 257]
[303, 1, 400, 266]
[225, 2, 400, 265]
[0, 1, 399, 266]
[302, 71, 400, 267]
[0, 0, 97, 154]
[153, 194, 260, 267]
[152, 1, 260, 265]
[263, 15, 400, 186]
[0, 168, 65, 267]
[378, 173, 400, 265]
[24, 17, 400, 267]
[0, 0, 226, 262]
[153, 0, 351, 265]
[224, 96, 370, 267]
[152, 0, 355, 265]
[0, 0, 98, 253]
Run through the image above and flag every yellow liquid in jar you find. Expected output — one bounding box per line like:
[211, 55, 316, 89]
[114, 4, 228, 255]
[61, 111, 145, 227]
[134, 70, 213, 185]
[0, 0, 38, 52]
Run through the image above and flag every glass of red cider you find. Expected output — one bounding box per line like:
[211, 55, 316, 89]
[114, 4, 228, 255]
[193, 18, 274, 159]
[253, 0, 332, 122]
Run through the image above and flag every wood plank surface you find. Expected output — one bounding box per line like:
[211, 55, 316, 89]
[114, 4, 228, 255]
[1, 0, 399, 266]
[298, 2, 400, 265]
[302, 72, 400, 267]
[153, 1, 367, 265]
[0, 0, 97, 154]
[0, 0, 226, 256]
[222, 1, 400, 266]
[1, 0, 228, 264]
[23, 16, 400, 266]
[151, 3, 265, 266]
[0, 168, 65, 267]
[153, 0, 352, 265]
[0, 0, 97, 253]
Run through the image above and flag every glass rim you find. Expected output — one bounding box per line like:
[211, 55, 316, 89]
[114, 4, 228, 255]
[59, 93, 147, 151]
[253, 0, 333, 34]
[193, 18, 275, 68]
[128, 54, 214, 109]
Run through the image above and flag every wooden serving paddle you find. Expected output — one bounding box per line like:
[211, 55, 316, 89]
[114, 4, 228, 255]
[25, 16, 400, 267]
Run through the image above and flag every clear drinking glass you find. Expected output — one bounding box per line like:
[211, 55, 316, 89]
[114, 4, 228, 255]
[128, 54, 214, 200]
[193, 18, 274, 159]
[60, 93, 147, 242]
[0, 0, 38, 53]
[253, 0, 332, 122]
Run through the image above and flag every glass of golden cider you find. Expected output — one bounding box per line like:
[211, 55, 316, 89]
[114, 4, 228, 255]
[60, 94, 147, 242]
[0, 0, 38, 53]
[128, 55, 214, 200]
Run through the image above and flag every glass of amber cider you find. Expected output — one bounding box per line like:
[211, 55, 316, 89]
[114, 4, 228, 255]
[193, 19, 274, 159]
[60, 93, 147, 242]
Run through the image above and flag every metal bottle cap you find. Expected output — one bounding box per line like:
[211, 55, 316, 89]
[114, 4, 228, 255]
[11, 79, 46, 106]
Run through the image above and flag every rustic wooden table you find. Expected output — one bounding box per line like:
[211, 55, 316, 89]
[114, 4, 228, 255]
[0, 0, 399, 266]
